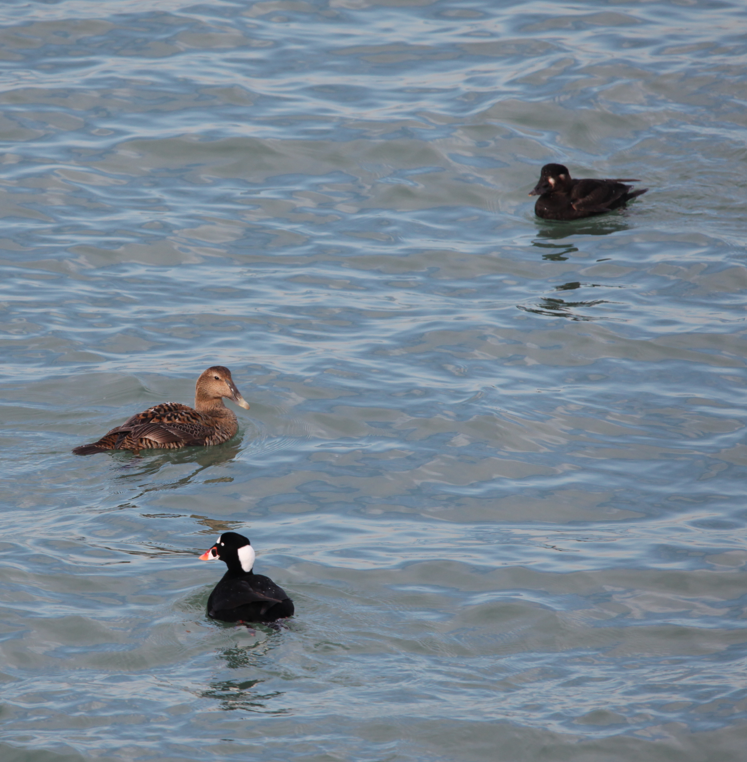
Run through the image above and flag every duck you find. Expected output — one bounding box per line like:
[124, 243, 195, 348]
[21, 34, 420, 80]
[73, 366, 250, 455]
[199, 531, 294, 623]
[529, 163, 647, 220]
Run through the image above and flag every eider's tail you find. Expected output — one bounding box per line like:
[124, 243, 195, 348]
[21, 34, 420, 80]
[72, 432, 120, 455]
[73, 442, 108, 455]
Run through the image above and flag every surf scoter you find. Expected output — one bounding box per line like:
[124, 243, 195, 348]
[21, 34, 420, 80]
[73, 366, 250, 455]
[529, 163, 647, 220]
[199, 531, 294, 624]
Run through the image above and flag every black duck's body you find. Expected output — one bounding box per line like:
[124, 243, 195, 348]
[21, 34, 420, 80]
[206, 569, 295, 623]
[200, 532, 294, 624]
[530, 163, 647, 220]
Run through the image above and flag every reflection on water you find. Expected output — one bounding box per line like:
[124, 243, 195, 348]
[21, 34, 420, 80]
[519, 281, 620, 322]
[112, 439, 243, 485]
[202, 676, 287, 714]
[531, 240, 577, 261]
[201, 642, 289, 713]
[519, 295, 611, 321]
[191, 513, 252, 539]
[533, 215, 632, 242]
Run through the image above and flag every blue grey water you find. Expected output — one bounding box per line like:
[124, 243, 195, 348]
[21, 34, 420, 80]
[1, 0, 746, 759]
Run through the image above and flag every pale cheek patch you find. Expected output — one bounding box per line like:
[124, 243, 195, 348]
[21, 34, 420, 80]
[238, 544, 256, 573]
[548, 177, 556, 187]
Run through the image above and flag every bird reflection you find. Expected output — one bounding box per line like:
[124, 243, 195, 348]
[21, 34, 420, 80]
[201, 677, 285, 713]
[519, 281, 616, 321]
[530, 216, 631, 260]
[200, 645, 288, 713]
[113, 438, 243, 487]
[531, 240, 577, 261]
[534, 215, 631, 240]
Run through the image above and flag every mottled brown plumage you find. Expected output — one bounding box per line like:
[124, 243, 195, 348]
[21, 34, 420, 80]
[73, 366, 251, 455]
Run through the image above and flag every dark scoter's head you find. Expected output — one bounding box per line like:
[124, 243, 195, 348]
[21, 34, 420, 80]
[529, 163, 572, 197]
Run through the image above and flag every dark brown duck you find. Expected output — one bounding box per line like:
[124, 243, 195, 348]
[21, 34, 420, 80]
[529, 163, 647, 220]
[73, 366, 250, 455]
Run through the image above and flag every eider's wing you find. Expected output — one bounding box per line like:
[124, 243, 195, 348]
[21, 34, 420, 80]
[115, 402, 215, 446]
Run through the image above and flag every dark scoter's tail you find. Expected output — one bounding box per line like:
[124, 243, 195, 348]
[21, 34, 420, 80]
[626, 188, 648, 202]
[610, 187, 647, 212]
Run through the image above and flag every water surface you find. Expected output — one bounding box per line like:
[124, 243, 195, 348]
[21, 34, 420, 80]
[2, 0, 747, 760]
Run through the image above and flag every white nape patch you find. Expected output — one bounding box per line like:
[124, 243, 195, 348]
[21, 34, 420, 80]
[548, 177, 556, 187]
[238, 543, 256, 573]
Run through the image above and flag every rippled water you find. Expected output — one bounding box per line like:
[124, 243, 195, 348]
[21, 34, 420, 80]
[2, 0, 747, 760]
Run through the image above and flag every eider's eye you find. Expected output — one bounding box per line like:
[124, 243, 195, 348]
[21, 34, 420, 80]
[214, 375, 220, 380]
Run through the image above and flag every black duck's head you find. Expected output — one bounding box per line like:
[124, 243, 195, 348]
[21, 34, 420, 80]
[199, 531, 255, 572]
[529, 163, 572, 196]
[196, 366, 251, 410]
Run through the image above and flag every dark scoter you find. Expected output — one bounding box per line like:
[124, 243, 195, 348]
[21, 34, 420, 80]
[73, 366, 250, 455]
[529, 163, 647, 220]
[199, 532, 294, 624]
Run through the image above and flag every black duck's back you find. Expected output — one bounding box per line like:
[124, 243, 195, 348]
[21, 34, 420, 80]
[208, 571, 294, 623]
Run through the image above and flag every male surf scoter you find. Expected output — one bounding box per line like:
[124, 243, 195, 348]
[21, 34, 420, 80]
[73, 366, 250, 455]
[529, 163, 647, 220]
[199, 531, 294, 623]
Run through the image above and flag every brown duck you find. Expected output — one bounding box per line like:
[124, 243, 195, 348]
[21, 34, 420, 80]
[73, 366, 251, 455]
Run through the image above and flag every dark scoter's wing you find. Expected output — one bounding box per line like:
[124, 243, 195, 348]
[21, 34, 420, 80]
[570, 178, 643, 213]
[568, 179, 630, 212]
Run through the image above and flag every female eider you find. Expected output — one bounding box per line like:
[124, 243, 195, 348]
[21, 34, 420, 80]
[73, 366, 250, 455]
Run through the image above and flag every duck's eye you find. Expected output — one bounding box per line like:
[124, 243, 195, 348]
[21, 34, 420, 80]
[214, 375, 220, 380]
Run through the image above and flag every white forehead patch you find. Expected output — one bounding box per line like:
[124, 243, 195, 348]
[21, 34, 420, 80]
[217, 535, 224, 546]
[238, 544, 256, 573]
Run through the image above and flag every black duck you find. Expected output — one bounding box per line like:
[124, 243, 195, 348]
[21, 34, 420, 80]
[529, 163, 647, 220]
[200, 531, 294, 624]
